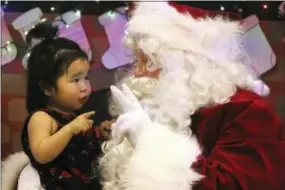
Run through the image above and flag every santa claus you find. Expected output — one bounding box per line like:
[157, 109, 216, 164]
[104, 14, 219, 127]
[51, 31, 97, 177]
[99, 2, 285, 190]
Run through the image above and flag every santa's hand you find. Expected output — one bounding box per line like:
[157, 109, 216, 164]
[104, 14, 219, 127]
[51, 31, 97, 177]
[110, 83, 152, 146]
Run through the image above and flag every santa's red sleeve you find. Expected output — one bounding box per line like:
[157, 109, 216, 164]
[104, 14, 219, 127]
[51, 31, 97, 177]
[191, 91, 285, 190]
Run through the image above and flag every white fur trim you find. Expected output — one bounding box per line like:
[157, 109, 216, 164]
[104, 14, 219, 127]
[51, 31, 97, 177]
[252, 80, 270, 97]
[120, 122, 202, 190]
[126, 2, 244, 62]
[1, 152, 30, 190]
[18, 164, 43, 190]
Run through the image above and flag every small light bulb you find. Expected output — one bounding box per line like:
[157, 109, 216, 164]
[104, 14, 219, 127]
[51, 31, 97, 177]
[66, 24, 70, 28]
[220, 5, 225, 11]
[50, 7, 55, 11]
[24, 31, 28, 35]
[41, 18, 47, 22]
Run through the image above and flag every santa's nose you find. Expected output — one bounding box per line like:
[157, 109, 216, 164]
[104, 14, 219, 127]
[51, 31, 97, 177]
[134, 63, 147, 77]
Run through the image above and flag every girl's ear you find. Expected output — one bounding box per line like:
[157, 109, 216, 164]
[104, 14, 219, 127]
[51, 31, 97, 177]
[43, 88, 53, 96]
[39, 81, 54, 96]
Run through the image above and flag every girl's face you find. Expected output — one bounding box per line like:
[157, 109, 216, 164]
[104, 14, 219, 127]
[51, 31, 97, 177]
[49, 59, 91, 113]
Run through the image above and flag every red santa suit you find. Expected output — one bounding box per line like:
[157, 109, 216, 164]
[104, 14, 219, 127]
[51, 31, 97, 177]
[100, 2, 285, 190]
[190, 89, 285, 189]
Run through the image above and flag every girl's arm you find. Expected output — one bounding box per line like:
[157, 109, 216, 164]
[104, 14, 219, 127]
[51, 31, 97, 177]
[28, 111, 74, 164]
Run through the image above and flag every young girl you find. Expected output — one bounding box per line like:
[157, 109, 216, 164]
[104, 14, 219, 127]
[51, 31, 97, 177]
[21, 22, 102, 189]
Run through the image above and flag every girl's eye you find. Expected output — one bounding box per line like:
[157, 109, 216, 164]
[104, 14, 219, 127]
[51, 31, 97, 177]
[73, 78, 80, 83]
[85, 75, 89, 80]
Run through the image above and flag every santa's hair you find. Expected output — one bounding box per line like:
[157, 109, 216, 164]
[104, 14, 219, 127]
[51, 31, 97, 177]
[99, 2, 259, 190]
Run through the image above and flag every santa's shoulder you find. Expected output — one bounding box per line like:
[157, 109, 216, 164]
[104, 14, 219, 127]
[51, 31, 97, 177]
[194, 89, 281, 126]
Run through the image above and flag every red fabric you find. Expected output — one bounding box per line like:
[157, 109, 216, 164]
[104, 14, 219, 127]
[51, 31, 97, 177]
[126, 2, 241, 20]
[169, 2, 242, 20]
[191, 90, 285, 190]
[168, 2, 211, 19]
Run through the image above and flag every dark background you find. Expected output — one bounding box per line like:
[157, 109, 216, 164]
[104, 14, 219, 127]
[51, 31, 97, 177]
[1, 1, 283, 20]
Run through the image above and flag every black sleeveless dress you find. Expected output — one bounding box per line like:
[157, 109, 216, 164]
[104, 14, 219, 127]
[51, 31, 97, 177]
[21, 109, 102, 190]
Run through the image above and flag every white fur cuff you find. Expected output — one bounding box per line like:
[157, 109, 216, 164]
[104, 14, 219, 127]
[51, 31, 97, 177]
[121, 122, 202, 190]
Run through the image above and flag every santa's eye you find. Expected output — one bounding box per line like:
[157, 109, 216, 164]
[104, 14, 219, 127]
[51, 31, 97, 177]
[146, 61, 157, 72]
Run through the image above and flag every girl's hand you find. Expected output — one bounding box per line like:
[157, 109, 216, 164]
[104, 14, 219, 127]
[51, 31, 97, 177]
[99, 119, 116, 140]
[68, 111, 95, 135]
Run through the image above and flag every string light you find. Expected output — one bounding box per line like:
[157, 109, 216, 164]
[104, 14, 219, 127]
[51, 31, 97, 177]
[279, 2, 285, 18]
[262, 4, 268, 10]
[2, 2, 283, 35]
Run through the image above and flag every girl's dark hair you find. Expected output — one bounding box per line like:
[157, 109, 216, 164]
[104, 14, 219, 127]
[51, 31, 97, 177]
[26, 21, 89, 114]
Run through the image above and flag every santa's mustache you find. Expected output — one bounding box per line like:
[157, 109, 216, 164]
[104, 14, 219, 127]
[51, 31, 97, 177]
[117, 74, 159, 100]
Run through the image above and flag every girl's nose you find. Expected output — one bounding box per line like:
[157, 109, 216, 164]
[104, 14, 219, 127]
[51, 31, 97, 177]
[79, 81, 89, 92]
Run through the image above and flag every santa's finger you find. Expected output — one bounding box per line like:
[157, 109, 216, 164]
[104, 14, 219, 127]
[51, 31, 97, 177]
[110, 85, 132, 112]
[112, 114, 133, 136]
[121, 83, 141, 107]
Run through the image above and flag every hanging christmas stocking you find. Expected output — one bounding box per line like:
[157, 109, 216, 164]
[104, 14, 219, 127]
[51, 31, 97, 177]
[11, 7, 44, 69]
[1, 7, 17, 66]
[240, 15, 275, 96]
[98, 7, 136, 69]
[240, 15, 276, 77]
[53, 10, 92, 61]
